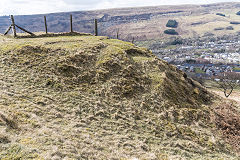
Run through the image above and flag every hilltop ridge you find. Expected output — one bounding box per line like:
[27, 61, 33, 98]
[1, 2, 240, 41]
[0, 34, 239, 159]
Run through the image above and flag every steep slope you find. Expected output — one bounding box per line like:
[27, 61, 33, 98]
[0, 34, 239, 159]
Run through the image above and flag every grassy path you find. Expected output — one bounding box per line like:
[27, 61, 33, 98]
[209, 89, 240, 104]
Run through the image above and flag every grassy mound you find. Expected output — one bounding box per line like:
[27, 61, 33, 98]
[0, 34, 239, 159]
[164, 29, 179, 35]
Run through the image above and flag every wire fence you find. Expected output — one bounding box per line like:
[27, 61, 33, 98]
[3, 14, 137, 43]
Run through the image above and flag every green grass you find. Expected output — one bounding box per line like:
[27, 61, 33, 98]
[195, 68, 205, 74]
[233, 67, 240, 71]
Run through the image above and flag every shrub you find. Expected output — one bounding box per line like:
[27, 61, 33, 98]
[226, 26, 234, 30]
[185, 59, 196, 64]
[168, 38, 183, 45]
[216, 13, 225, 17]
[166, 20, 178, 28]
[230, 21, 240, 25]
[214, 27, 225, 31]
[187, 73, 205, 86]
[164, 29, 178, 35]
[203, 32, 215, 37]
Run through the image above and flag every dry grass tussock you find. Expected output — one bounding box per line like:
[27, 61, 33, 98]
[0, 34, 239, 159]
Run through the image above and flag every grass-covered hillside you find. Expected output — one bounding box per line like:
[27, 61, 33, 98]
[1, 2, 240, 41]
[0, 34, 239, 159]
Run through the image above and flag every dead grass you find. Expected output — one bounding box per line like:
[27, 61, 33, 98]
[213, 101, 240, 154]
[0, 34, 239, 159]
[0, 112, 18, 129]
[102, 3, 240, 41]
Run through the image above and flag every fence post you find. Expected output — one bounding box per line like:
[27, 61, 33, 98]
[116, 29, 119, 39]
[15, 25, 35, 36]
[94, 19, 98, 36]
[70, 14, 73, 33]
[44, 16, 48, 34]
[4, 25, 12, 35]
[132, 37, 135, 44]
[10, 15, 17, 37]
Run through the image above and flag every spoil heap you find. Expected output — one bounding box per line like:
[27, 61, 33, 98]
[0, 35, 239, 159]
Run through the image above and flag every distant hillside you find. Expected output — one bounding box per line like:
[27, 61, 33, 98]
[0, 34, 239, 159]
[1, 2, 240, 41]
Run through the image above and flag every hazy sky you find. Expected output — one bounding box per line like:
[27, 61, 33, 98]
[0, 0, 238, 15]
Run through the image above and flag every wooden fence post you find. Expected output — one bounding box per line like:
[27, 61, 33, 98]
[70, 14, 73, 33]
[94, 19, 98, 36]
[15, 25, 35, 36]
[4, 25, 12, 35]
[4, 15, 34, 37]
[116, 28, 119, 39]
[44, 16, 48, 34]
[10, 15, 17, 37]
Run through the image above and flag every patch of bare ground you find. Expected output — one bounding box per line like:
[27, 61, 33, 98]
[212, 100, 240, 154]
[209, 88, 240, 154]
